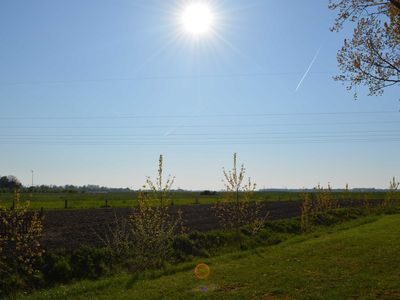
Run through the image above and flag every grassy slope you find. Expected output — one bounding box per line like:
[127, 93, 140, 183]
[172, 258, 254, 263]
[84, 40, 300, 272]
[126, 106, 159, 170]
[18, 214, 400, 299]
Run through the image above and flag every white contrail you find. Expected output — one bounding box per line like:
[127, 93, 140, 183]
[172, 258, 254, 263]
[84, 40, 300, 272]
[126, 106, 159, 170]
[164, 125, 179, 137]
[295, 45, 322, 92]
[164, 119, 188, 136]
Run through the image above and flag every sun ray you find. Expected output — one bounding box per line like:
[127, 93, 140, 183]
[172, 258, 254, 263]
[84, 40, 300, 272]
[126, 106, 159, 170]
[131, 32, 183, 75]
[211, 30, 266, 73]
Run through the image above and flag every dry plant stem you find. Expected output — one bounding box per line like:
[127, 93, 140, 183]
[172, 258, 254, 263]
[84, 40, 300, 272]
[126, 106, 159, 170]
[91, 211, 132, 256]
[383, 177, 399, 208]
[300, 192, 313, 233]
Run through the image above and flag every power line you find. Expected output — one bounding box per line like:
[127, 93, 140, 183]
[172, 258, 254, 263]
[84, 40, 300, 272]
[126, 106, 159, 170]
[0, 137, 399, 146]
[1, 120, 400, 129]
[0, 71, 334, 87]
[0, 133, 398, 141]
[170, 130, 400, 136]
[0, 129, 399, 137]
[0, 110, 397, 120]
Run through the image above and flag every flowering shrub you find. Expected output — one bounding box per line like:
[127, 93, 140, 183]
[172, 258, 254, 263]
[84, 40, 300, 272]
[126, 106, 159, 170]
[213, 153, 266, 245]
[129, 155, 183, 270]
[0, 190, 44, 296]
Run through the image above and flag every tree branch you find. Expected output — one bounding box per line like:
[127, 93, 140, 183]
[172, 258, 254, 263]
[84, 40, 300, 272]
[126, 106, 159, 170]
[390, 0, 400, 10]
[367, 39, 400, 74]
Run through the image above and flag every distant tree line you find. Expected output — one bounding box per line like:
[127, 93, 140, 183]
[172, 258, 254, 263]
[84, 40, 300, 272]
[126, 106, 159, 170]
[200, 190, 218, 196]
[0, 175, 22, 192]
[25, 185, 132, 194]
[0, 176, 132, 193]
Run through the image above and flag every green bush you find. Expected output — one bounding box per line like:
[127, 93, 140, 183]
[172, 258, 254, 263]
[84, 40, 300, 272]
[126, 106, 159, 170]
[255, 228, 272, 241]
[265, 218, 301, 234]
[0, 272, 27, 298]
[172, 235, 194, 261]
[70, 246, 114, 279]
[189, 231, 232, 254]
[172, 230, 237, 260]
[312, 208, 365, 226]
[312, 212, 339, 226]
[381, 207, 400, 215]
[40, 246, 116, 283]
[332, 207, 365, 219]
[237, 234, 257, 250]
[41, 252, 72, 283]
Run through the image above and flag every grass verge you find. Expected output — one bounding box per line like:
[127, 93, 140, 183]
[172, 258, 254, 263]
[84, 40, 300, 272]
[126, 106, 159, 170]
[14, 213, 400, 299]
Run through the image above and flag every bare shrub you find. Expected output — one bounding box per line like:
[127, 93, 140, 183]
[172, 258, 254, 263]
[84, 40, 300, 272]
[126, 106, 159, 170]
[300, 191, 313, 233]
[92, 211, 132, 258]
[300, 184, 342, 233]
[383, 177, 399, 209]
[362, 193, 373, 213]
[314, 184, 338, 213]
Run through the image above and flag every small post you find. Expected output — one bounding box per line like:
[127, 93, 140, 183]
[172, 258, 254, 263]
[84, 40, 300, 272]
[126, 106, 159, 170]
[64, 199, 68, 209]
[13, 189, 19, 210]
[105, 199, 108, 208]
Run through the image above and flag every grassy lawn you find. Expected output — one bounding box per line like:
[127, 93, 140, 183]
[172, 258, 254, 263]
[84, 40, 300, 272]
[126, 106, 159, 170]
[0, 191, 304, 210]
[17, 213, 400, 299]
[0, 192, 216, 209]
[0, 191, 386, 210]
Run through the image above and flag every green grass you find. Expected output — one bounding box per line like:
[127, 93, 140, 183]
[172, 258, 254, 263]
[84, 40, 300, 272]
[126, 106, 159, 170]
[16, 213, 400, 299]
[0, 191, 386, 210]
[0, 191, 306, 210]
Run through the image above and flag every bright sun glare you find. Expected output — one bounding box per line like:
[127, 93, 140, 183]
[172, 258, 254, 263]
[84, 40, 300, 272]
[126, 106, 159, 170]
[181, 3, 214, 36]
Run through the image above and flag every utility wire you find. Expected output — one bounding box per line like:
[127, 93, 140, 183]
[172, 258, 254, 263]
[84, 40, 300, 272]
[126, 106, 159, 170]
[1, 120, 400, 129]
[0, 133, 398, 141]
[0, 71, 334, 87]
[0, 137, 399, 146]
[0, 129, 399, 137]
[0, 110, 397, 120]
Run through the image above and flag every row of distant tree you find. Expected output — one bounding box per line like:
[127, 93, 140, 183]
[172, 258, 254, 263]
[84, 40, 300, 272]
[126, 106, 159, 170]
[0, 175, 133, 193]
[0, 175, 223, 194]
[26, 185, 133, 194]
[0, 176, 22, 192]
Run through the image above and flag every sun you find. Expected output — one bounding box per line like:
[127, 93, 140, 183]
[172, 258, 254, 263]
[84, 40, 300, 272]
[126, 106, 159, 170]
[181, 2, 214, 36]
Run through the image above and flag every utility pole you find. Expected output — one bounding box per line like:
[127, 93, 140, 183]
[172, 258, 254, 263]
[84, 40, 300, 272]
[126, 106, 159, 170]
[31, 170, 34, 187]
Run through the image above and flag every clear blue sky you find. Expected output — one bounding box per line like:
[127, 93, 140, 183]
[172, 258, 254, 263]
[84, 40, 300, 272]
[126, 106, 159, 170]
[0, 0, 399, 190]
